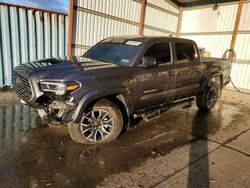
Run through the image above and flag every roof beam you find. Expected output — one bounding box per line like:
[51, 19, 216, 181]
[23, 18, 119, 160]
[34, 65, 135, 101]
[67, 0, 74, 59]
[139, 0, 147, 35]
[176, 6, 183, 37]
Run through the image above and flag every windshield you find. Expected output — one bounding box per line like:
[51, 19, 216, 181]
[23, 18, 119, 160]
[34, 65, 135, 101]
[84, 43, 141, 66]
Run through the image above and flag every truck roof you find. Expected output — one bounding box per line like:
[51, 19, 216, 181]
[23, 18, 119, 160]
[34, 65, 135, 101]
[104, 35, 195, 43]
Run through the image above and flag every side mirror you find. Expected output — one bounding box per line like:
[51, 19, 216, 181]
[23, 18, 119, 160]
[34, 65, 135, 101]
[142, 56, 157, 68]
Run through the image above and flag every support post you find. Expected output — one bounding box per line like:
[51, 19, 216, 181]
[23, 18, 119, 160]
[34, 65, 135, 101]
[139, 0, 146, 35]
[67, 0, 74, 59]
[230, 0, 244, 50]
[176, 6, 183, 37]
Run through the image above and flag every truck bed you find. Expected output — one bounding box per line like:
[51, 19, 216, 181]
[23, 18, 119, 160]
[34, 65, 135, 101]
[201, 57, 232, 86]
[200, 57, 229, 63]
[201, 57, 231, 68]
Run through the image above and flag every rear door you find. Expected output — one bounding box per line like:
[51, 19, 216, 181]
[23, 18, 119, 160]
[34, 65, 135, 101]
[174, 41, 203, 100]
[135, 41, 176, 110]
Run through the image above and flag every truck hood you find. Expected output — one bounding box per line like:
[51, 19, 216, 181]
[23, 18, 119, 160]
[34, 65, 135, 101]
[25, 56, 128, 81]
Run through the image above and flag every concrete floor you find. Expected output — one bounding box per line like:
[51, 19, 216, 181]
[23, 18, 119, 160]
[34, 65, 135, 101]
[0, 89, 250, 188]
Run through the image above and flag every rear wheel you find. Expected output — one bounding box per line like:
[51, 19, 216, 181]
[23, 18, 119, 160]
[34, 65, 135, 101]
[68, 99, 123, 144]
[196, 82, 219, 111]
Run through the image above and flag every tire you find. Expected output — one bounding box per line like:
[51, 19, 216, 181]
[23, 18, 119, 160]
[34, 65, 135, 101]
[68, 99, 123, 144]
[196, 82, 220, 111]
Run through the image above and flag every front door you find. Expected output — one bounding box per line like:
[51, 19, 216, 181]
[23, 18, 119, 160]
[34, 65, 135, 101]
[135, 42, 176, 110]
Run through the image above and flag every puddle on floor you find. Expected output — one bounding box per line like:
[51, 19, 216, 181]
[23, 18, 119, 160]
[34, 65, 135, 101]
[0, 101, 248, 187]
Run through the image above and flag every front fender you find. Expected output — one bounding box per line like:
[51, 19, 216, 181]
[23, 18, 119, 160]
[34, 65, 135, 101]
[72, 88, 132, 123]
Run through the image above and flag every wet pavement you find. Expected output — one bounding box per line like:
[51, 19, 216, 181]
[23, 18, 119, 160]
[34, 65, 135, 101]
[0, 90, 250, 188]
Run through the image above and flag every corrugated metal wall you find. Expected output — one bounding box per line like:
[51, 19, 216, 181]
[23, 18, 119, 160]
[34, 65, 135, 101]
[230, 62, 250, 90]
[180, 1, 250, 91]
[72, 0, 141, 56]
[181, 3, 238, 57]
[0, 1, 180, 87]
[0, 3, 68, 87]
[1, 1, 249, 90]
[235, 2, 250, 60]
[71, 0, 180, 56]
[143, 0, 179, 35]
[230, 2, 250, 90]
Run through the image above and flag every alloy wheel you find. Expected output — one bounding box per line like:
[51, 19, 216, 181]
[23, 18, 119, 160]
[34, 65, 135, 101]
[206, 87, 218, 108]
[80, 109, 114, 142]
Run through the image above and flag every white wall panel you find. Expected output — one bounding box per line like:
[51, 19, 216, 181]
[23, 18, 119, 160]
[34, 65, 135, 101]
[235, 1, 250, 61]
[147, 0, 179, 14]
[144, 28, 170, 36]
[230, 62, 250, 90]
[72, 0, 141, 55]
[75, 0, 140, 23]
[73, 11, 138, 46]
[181, 4, 238, 33]
[181, 2, 250, 90]
[144, 6, 178, 33]
[234, 34, 250, 60]
[239, 2, 250, 30]
[181, 34, 232, 58]
[72, 0, 179, 55]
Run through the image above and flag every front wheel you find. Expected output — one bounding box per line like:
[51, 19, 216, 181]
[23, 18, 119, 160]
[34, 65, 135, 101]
[68, 99, 123, 144]
[196, 82, 220, 111]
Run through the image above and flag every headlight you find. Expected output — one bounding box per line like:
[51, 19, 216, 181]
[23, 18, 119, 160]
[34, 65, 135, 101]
[40, 81, 80, 95]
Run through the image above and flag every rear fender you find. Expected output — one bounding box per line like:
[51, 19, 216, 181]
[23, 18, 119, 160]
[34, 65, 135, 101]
[200, 73, 223, 95]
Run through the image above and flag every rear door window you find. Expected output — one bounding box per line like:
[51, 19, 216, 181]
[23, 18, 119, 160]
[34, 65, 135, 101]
[175, 43, 197, 64]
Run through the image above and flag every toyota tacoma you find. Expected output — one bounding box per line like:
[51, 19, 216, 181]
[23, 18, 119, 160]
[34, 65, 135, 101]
[13, 36, 232, 144]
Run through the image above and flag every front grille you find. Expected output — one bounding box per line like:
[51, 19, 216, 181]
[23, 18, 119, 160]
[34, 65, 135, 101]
[13, 71, 33, 103]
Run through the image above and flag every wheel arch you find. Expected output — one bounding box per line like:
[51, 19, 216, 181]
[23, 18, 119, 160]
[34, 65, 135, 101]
[200, 73, 223, 94]
[72, 89, 131, 130]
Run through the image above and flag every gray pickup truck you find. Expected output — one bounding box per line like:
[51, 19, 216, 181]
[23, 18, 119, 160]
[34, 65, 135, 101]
[13, 36, 231, 144]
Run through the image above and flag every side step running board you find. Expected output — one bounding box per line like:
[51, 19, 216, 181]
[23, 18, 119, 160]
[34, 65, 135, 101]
[134, 97, 194, 122]
[141, 110, 161, 122]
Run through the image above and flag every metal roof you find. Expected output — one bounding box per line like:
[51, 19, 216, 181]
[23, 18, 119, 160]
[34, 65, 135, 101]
[171, 0, 240, 7]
